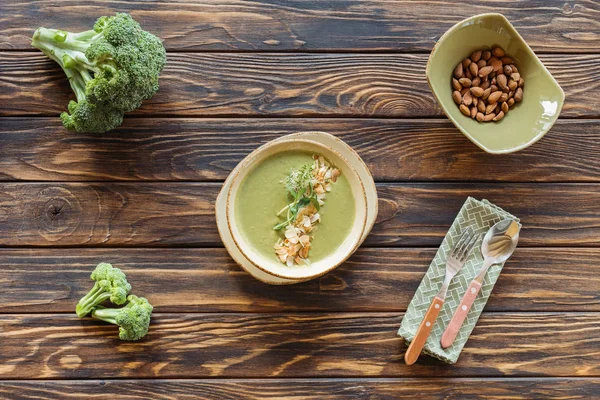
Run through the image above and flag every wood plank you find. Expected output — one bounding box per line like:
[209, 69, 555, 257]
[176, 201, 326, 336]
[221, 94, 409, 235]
[1, 248, 598, 313]
[0, 182, 599, 247]
[1, 378, 599, 399]
[0, 312, 598, 378]
[1, 1, 598, 52]
[1, 52, 597, 118]
[1, 118, 600, 183]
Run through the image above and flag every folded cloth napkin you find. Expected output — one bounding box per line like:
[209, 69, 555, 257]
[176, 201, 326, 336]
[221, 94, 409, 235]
[398, 197, 520, 364]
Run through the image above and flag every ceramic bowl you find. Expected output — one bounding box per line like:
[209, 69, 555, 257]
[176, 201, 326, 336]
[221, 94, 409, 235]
[215, 131, 378, 285]
[427, 13, 565, 154]
[226, 138, 368, 281]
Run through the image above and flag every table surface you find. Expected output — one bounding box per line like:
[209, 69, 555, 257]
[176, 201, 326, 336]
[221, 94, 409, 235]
[1, 1, 599, 399]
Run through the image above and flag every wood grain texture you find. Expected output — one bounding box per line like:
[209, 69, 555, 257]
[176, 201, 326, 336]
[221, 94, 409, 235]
[1, 52, 598, 118]
[0, 312, 598, 378]
[3, 248, 598, 314]
[1, 118, 600, 183]
[1, 1, 599, 51]
[1, 378, 599, 399]
[1, 182, 600, 247]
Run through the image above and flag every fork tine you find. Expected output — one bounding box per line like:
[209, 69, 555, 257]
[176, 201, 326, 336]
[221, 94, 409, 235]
[450, 228, 474, 259]
[452, 229, 474, 260]
[457, 233, 479, 262]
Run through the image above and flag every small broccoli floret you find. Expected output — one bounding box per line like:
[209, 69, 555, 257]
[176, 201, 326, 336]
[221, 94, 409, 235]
[60, 99, 123, 133]
[91, 295, 153, 341]
[31, 13, 166, 133]
[76, 263, 131, 318]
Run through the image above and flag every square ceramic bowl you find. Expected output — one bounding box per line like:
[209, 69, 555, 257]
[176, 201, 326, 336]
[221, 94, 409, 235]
[427, 13, 565, 154]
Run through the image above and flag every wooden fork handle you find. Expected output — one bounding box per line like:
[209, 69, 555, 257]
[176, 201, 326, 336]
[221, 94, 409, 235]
[404, 296, 444, 365]
[441, 280, 482, 349]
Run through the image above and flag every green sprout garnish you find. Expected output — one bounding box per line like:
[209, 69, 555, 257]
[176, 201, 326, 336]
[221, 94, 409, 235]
[273, 163, 320, 231]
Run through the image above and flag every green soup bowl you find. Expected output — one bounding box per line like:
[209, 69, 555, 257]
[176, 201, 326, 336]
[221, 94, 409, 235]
[226, 138, 369, 281]
[427, 13, 565, 154]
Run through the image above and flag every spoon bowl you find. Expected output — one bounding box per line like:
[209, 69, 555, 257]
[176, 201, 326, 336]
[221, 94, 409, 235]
[481, 219, 520, 264]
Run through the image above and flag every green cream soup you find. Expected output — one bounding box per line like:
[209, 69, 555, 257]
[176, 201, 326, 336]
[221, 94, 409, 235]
[235, 150, 355, 263]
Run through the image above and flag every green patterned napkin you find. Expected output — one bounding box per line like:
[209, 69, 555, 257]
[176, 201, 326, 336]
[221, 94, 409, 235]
[398, 197, 520, 364]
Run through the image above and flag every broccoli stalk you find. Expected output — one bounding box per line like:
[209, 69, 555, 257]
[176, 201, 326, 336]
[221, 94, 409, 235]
[76, 262, 131, 318]
[92, 295, 153, 341]
[31, 13, 166, 133]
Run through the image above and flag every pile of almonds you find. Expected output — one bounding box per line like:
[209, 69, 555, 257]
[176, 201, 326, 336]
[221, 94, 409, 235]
[452, 46, 524, 122]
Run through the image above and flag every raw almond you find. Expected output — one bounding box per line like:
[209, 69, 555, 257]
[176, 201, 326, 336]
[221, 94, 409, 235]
[476, 112, 485, 122]
[508, 80, 518, 91]
[469, 62, 479, 77]
[510, 65, 519, 73]
[461, 88, 469, 95]
[497, 74, 507, 90]
[518, 78, 524, 88]
[499, 93, 508, 103]
[452, 78, 462, 91]
[514, 87, 523, 102]
[492, 47, 505, 57]
[488, 57, 503, 72]
[459, 77, 472, 87]
[471, 50, 482, 62]
[470, 87, 484, 97]
[460, 104, 470, 116]
[471, 77, 481, 87]
[473, 97, 479, 106]
[463, 91, 473, 106]
[485, 103, 496, 115]
[478, 66, 494, 77]
[484, 113, 496, 121]
[501, 101, 509, 113]
[462, 58, 472, 68]
[507, 98, 515, 107]
[493, 110, 505, 121]
[490, 85, 498, 92]
[487, 91, 502, 104]
[452, 91, 462, 104]
[482, 50, 491, 61]
[454, 63, 463, 79]
[510, 72, 521, 82]
[477, 59, 487, 69]
[477, 101, 486, 113]
[503, 65, 513, 75]
[480, 80, 490, 90]
[470, 106, 477, 118]
[465, 69, 473, 79]
[501, 56, 513, 64]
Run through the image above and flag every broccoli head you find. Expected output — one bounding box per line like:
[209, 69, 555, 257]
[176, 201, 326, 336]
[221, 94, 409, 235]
[31, 13, 166, 133]
[75, 262, 131, 318]
[91, 295, 153, 341]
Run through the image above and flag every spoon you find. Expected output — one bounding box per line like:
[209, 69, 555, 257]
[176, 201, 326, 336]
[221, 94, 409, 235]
[440, 219, 520, 349]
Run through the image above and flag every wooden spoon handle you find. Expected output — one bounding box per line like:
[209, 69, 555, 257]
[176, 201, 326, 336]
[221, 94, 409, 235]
[441, 280, 482, 349]
[404, 296, 444, 365]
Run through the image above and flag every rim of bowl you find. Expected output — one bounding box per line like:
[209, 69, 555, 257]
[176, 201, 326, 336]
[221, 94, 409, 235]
[225, 138, 368, 280]
[426, 12, 565, 154]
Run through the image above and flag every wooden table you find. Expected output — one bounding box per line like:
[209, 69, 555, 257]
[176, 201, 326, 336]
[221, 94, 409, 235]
[1, 1, 599, 398]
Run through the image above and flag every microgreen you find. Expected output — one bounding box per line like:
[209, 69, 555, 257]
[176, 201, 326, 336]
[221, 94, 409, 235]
[273, 163, 315, 231]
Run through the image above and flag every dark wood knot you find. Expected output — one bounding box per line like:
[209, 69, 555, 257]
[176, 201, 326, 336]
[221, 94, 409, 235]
[35, 187, 82, 242]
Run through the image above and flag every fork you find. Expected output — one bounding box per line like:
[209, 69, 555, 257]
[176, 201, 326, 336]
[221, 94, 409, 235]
[404, 227, 478, 365]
